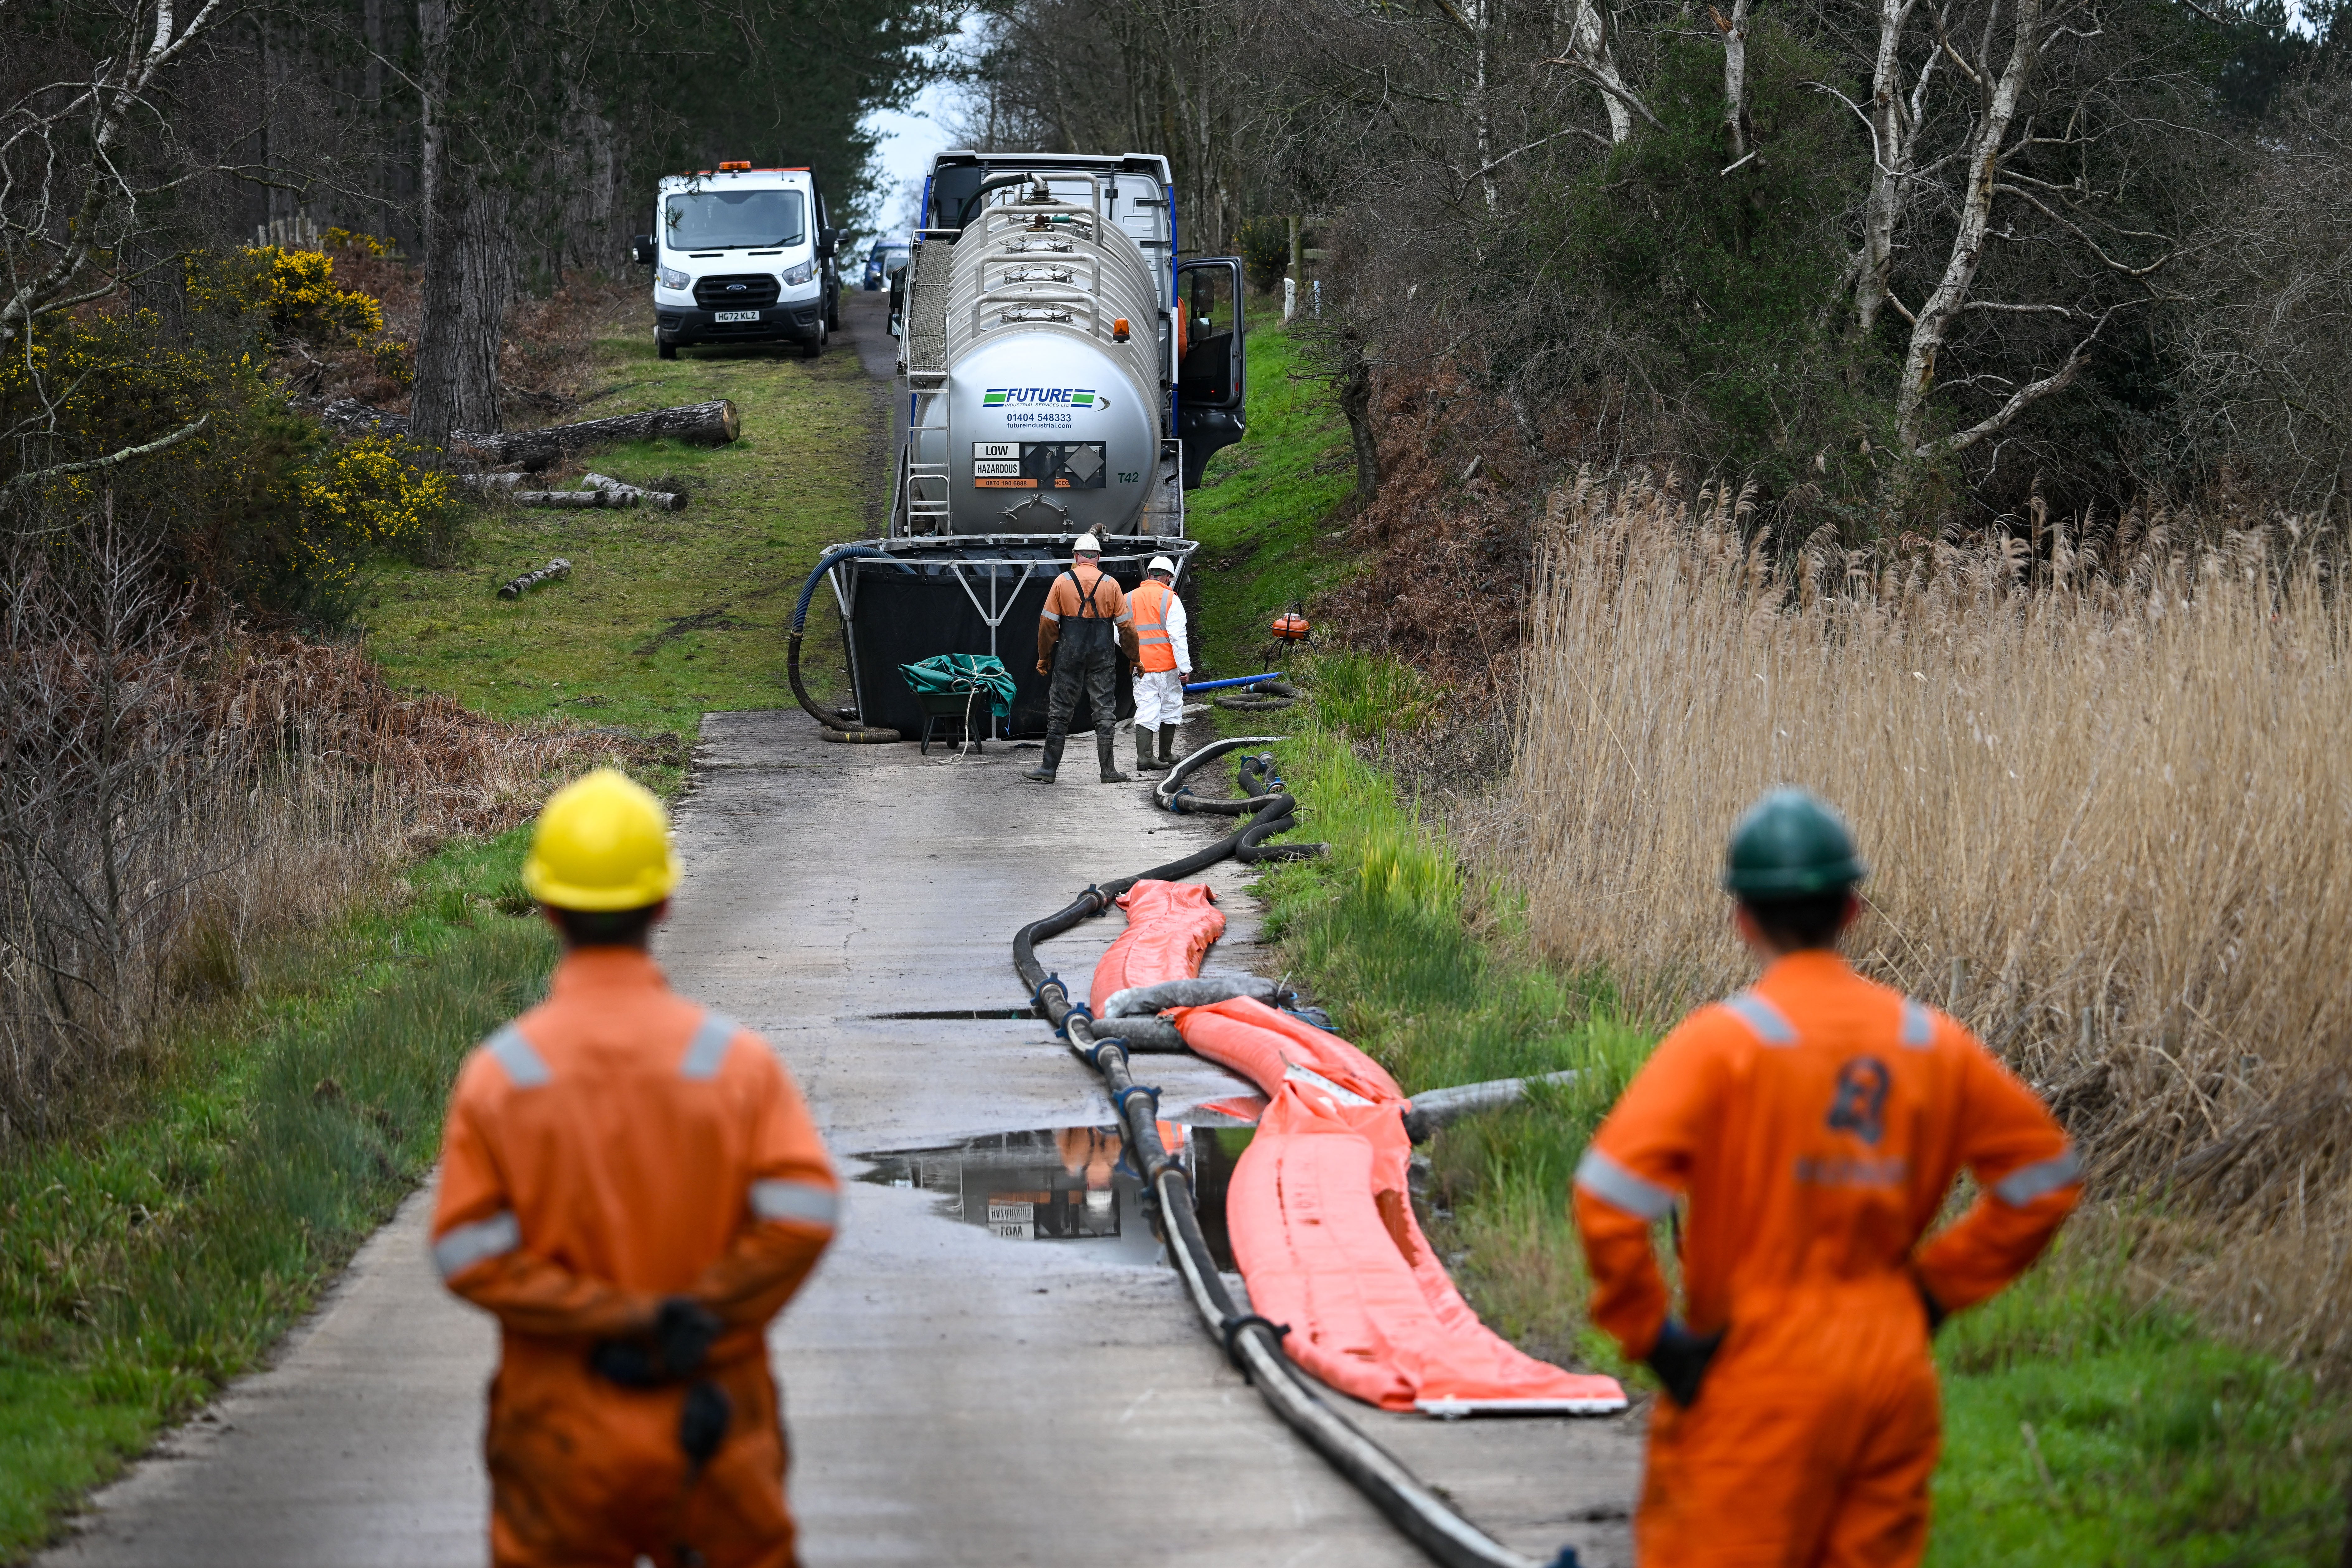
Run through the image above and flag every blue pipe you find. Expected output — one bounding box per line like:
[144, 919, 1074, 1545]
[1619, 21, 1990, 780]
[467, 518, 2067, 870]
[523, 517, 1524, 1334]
[1183, 672, 1285, 694]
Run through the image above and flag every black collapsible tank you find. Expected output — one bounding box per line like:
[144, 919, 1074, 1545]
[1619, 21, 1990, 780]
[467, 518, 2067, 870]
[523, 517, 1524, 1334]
[821, 535, 1199, 739]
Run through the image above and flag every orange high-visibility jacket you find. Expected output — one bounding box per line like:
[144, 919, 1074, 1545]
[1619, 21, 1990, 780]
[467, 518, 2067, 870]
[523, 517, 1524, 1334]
[431, 948, 837, 1566]
[1130, 581, 1179, 673]
[1575, 949, 2080, 1358]
[433, 947, 838, 1350]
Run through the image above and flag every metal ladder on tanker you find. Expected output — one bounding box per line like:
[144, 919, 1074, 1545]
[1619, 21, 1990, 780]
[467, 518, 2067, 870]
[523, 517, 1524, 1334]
[892, 231, 955, 537]
[895, 370, 951, 536]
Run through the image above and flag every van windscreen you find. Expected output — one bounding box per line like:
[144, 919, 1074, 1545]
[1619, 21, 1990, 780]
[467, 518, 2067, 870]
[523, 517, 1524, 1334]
[665, 190, 805, 250]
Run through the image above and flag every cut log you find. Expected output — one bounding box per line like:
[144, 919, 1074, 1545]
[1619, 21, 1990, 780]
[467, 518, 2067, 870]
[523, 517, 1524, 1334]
[319, 398, 740, 461]
[497, 559, 571, 599]
[318, 399, 411, 439]
[513, 491, 615, 508]
[456, 471, 526, 489]
[583, 472, 686, 512]
[461, 400, 738, 462]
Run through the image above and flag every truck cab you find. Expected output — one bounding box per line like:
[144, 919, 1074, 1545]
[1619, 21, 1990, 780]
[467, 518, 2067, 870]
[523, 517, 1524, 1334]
[630, 163, 840, 360]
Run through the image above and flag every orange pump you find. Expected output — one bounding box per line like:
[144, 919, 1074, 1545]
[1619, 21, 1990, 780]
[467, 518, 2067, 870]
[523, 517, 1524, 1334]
[1270, 610, 1310, 642]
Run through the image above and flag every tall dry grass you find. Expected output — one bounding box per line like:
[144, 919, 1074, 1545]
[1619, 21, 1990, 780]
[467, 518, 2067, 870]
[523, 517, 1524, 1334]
[0, 546, 658, 1137]
[1496, 471, 2352, 1367]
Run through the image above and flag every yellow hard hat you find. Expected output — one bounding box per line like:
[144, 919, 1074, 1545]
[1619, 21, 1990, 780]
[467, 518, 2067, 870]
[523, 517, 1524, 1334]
[521, 767, 681, 911]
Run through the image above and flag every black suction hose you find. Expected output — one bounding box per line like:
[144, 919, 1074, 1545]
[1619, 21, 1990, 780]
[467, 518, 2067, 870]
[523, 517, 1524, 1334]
[789, 546, 914, 743]
[1151, 746, 1321, 854]
[1155, 734, 1284, 807]
[1010, 764, 1538, 1568]
[1216, 678, 1302, 713]
[1165, 794, 1285, 816]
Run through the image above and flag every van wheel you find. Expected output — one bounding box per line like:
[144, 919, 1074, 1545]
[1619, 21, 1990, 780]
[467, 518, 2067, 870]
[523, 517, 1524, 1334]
[657, 335, 677, 361]
[801, 327, 823, 360]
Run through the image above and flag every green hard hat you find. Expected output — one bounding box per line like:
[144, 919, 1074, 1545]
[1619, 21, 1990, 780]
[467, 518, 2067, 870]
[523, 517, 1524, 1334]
[1722, 789, 1868, 897]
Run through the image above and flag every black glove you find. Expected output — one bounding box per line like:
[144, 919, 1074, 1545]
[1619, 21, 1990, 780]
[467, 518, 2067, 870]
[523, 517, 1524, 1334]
[654, 1296, 721, 1378]
[589, 1297, 722, 1387]
[1645, 1318, 1724, 1409]
[1915, 1276, 1948, 1336]
[678, 1379, 734, 1466]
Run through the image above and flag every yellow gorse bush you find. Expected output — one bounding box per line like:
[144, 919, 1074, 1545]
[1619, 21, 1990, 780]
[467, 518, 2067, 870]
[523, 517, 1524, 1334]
[0, 310, 223, 509]
[295, 437, 454, 592]
[185, 244, 395, 353]
[322, 227, 397, 257]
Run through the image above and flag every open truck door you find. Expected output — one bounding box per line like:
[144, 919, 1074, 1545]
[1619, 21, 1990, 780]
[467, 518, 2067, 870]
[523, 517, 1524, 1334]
[1176, 257, 1246, 488]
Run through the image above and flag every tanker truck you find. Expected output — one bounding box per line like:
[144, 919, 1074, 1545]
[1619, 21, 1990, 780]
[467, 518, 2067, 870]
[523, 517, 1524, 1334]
[791, 151, 1248, 742]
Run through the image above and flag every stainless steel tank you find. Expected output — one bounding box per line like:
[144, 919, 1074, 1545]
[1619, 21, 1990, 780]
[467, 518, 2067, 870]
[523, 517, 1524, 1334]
[898, 169, 1177, 537]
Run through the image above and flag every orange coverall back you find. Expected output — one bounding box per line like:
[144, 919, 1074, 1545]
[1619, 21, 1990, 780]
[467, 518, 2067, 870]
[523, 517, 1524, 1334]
[1573, 950, 2081, 1568]
[432, 948, 839, 1568]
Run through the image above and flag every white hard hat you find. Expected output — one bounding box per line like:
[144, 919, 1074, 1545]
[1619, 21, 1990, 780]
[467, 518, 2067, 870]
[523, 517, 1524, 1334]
[1147, 555, 1176, 575]
[1071, 533, 1103, 554]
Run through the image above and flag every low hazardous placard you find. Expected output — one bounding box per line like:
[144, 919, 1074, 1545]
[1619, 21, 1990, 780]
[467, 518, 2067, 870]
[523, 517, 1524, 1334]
[970, 442, 1111, 490]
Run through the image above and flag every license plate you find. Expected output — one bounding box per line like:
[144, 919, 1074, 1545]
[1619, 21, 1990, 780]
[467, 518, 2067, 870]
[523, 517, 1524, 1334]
[713, 309, 760, 323]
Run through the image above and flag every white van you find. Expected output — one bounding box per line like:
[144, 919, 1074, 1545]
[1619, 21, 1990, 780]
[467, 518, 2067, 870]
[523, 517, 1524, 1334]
[629, 163, 840, 360]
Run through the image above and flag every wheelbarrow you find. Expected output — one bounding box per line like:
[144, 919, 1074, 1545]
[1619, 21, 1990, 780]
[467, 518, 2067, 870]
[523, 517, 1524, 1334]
[912, 688, 992, 755]
[897, 653, 1015, 755]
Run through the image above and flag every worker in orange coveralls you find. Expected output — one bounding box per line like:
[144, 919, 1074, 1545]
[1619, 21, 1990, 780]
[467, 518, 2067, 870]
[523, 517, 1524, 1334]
[1572, 789, 2082, 1568]
[432, 768, 839, 1568]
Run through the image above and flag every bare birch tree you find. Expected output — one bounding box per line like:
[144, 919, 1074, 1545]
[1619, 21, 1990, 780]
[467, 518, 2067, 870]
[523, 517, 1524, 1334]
[1, 0, 244, 493]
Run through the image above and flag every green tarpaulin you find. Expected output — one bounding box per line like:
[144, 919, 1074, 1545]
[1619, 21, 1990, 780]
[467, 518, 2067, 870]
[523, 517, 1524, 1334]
[897, 653, 1016, 718]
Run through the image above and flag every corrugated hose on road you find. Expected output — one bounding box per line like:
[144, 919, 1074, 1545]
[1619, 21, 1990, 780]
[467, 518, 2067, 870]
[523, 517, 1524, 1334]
[1010, 738, 1561, 1568]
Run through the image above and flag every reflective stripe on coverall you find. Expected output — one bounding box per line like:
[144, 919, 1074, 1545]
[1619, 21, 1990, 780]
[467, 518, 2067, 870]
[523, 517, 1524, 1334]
[1573, 950, 2080, 1568]
[433, 948, 838, 1568]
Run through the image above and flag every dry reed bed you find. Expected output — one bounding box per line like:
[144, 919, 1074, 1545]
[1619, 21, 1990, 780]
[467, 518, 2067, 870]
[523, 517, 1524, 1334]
[1, 626, 658, 1131]
[212, 636, 660, 842]
[1497, 472, 2352, 1364]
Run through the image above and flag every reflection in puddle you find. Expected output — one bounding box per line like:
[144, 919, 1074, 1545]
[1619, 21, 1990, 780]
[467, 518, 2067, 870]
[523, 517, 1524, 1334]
[859, 1124, 1256, 1271]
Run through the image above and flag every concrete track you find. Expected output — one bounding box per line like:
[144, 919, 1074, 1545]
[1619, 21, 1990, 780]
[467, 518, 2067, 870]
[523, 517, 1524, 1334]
[38, 292, 1638, 1568]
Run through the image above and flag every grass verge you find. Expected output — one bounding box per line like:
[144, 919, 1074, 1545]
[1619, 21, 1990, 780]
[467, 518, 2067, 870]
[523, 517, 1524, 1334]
[1192, 310, 2352, 1563]
[362, 319, 880, 744]
[0, 833, 555, 1559]
[1184, 307, 1361, 676]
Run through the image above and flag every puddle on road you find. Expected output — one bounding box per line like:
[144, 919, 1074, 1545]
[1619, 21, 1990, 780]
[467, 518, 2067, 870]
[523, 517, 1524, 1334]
[859, 1122, 1258, 1271]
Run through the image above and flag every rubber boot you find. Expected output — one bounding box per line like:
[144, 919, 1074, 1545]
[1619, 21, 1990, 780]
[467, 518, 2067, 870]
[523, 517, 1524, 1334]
[1024, 732, 1064, 782]
[1097, 729, 1131, 784]
[1157, 725, 1176, 769]
[1136, 725, 1169, 774]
